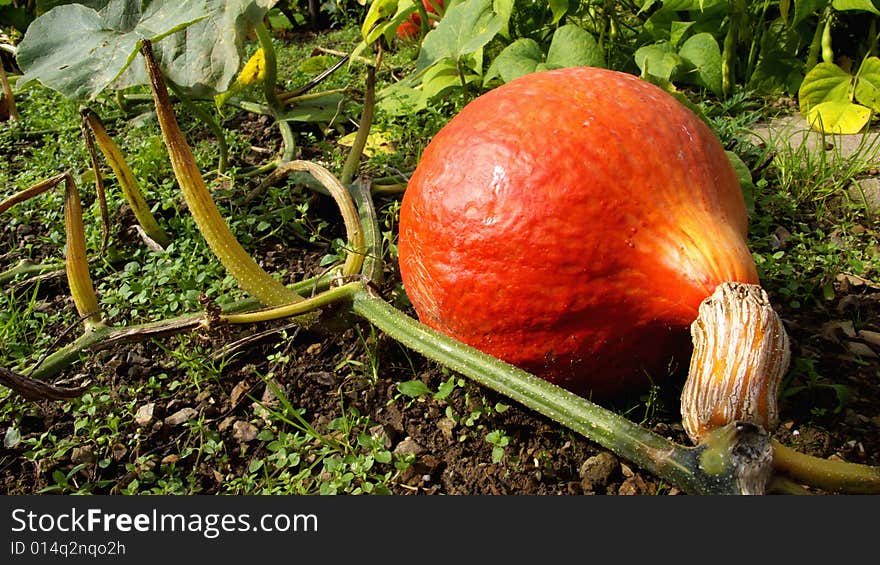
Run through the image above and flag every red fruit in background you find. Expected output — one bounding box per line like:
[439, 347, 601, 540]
[396, 0, 444, 40]
[397, 66, 759, 398]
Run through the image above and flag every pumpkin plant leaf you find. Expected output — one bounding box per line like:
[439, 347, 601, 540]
[548, 0, 569, 25]
[854, 56, 880, 111]
[416, 0, 505, 72]
[16, 0, 208, 101]
[634, 43, 686, 83]
[792, 0, 829, 25]
[277, 92, 347, 124]
[677, 32, 722, 96]
[805, 100, 872, 133]
[114, 0, 276, 99]
[420, 57, 481, 100]
[544, 24, 605, 70]
[484, 38, 543, 84]
[832, 0, 880, 16]
[798, 61, 856, 114]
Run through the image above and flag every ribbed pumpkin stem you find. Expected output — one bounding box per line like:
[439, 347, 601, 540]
[681, 282, 790, 442]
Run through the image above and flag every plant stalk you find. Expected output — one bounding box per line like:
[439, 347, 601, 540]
[79, 113, 111, 252]
[62, 174, 102, 327]
[168, 85, 229, 174]
[142, 39, 301, 307]
[254, 21, 296, 164]
[341, 51, 380, 186]
[0, 62, 19, 121]
[773, 440, 880, 494]
[81, 108, 170, 248]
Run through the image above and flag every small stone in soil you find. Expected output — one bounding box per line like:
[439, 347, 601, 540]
[134, 403, 155, 426]
[579, 452, 619, 492]
[229, 380, 251, 406]
[233, 420, 259, 443]
[71, 446, 96, 466]
[394, 437, 425, 456]
[164, 407, 198, 427]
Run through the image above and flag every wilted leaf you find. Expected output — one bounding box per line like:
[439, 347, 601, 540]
[337, 130, 395, 156]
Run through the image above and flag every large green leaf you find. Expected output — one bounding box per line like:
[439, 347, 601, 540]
[544, 24, 604, 69]
[832, 0, 880, 15]
[748, 17, 805, 95]
[792, 0, 829, 25]
[798, 61, 855, 114]
[483, 24, 602, 86]
[678, 32, 722, 96]
[116, 0, 277, 98]
[483, 38, 543, 84]
[16, 0, 209, 101]
[416, 0, 505, 72]
[854, 56, 880, 111]
[634, 43, 686, 83]
[548, 0, 568, 25]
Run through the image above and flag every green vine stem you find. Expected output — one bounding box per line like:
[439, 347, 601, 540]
[773, 440, 880, 493]
[254, 21, 296, 164]
[81, 109, 170, 248]
[0, 259, 65, 286]
[341, 51, 380, 187]
[350, 284, 769, 495]
[142, 39, 301, 308]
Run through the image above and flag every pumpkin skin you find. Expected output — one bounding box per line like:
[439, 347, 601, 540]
[397, 67, 760, 398]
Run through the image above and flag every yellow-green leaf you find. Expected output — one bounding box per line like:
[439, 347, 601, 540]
[805, 100, 871, 133]
[798, 62, 855, 114]
[337, 131, 395, 157]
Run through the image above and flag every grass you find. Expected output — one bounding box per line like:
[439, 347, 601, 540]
[2, 23, 879, 495]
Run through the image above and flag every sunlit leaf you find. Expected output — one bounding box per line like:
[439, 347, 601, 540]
[832, 0, 880, 16]
[854, 56, 880, 111]
[805, 100, 871, 133]
[416, 0, 504, 72]
[678, 32, 722, 96]
[798, 61, 855, 114]
[483, 38, 543, 84]
[545, 24, 604, 69]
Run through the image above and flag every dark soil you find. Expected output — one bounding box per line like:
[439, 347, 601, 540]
[2, 106, 879, 497]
